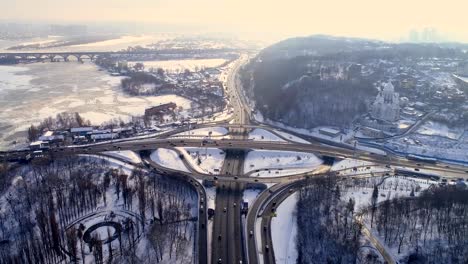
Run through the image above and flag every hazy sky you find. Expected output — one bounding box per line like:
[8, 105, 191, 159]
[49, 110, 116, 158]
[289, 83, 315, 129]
[2, 0, 468, 41]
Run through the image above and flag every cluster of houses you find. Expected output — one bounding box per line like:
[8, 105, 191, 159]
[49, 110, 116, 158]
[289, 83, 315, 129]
[29, 126, 134, 150]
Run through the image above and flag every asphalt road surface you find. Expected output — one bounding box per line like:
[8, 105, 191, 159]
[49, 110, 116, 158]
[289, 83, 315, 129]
[211, 57, 249, 264]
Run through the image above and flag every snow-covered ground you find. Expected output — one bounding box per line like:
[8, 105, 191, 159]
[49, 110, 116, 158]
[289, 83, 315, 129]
[273, 130, 311, 144]
[331, 159, 374, 170]
[81, 154, 136, 174]
[71, 35, 166, 50]
[271, 192, 298, 264]
[205, 186, 216, 210]
[188, 108, 233, 124]
[150, 148, 190, 172]
[331, 158, 391, 176]
[416, 121, 464, 140]
[249, 128, 286, 142]
[103, 150, 142, 164]
[173, 126, 229, 138]
[176, 147, 225, 174]
[243, 188, 262, 205]
[244, 150, 323, 177]
[385, 133, 468, 163]
[3, 35, 170, 52]
[205, 185, 216, 264]
[342, 176, 435, 211]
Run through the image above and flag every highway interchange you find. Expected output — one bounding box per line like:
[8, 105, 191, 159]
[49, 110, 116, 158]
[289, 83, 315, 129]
[1, 55, 468, 264]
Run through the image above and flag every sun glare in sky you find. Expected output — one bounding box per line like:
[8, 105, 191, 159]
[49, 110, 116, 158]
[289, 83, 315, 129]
[2, 0, 468, 41]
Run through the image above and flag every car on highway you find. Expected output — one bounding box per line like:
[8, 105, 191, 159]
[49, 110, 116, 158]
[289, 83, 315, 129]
[208, 208, 215, 218]
[223, 207, 227, 212]
[249, 230, 253, 237]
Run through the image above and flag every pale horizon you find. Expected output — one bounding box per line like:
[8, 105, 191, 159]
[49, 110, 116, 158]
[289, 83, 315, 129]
[2, 0, 468, 42]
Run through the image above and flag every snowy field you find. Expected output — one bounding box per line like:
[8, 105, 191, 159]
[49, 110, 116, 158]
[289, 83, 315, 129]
[273, 130, 311, 144]
[331, 159, 391, 176]
[271, 192, 298, 264]
[150, 148, 190, 173]
[205, 186, 216, 210]
[174, 126, 229, 138]
[103, 150, 142, 164]
[0, 63, 193, 149]
[386, 133, 468, 163]
[81, 154, 136, 174]
[248, 128, 286, 142]
[416, 121, 464, 140]
[342, 176, 435, 211]
[176, 147, 225, 174]
[129, 58, 227, 73]
[244, 150, 323, 177]
[1, 35, 171, 52]
[242, 188, 262, 205]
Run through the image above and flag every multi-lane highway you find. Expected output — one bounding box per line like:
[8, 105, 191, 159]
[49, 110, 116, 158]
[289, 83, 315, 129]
[212, 57, 251, 264]
[35, 137, 468, 180]
[246, 182, 302, 264]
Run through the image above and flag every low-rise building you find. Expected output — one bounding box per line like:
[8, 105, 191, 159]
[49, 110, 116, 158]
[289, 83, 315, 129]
[318, 127, 341, 137]
[91, 133, 119, 141]
[38, 131, 65, 143]
[70, 127, 93, 135]
[29, 141, 49, 150]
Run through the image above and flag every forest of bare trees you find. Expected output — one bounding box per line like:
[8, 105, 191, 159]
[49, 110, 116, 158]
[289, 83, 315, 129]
[295, 173, 468, 264]
[296, 175, 362, 263]
[369, 186, 468, 263]
[0, 155, 197, 263]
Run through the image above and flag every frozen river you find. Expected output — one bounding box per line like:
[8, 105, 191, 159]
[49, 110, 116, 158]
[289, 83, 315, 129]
[0, 62, 192, 150]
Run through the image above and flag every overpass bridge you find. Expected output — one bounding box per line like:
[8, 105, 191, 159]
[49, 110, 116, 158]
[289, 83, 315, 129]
[0, 48, 242, 62]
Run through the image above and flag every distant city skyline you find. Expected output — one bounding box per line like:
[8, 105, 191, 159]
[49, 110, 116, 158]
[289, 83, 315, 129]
[1, 0, 468, 42]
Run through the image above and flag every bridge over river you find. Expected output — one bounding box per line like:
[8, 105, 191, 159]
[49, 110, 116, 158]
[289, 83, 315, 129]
[0, 48, 242, 62]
